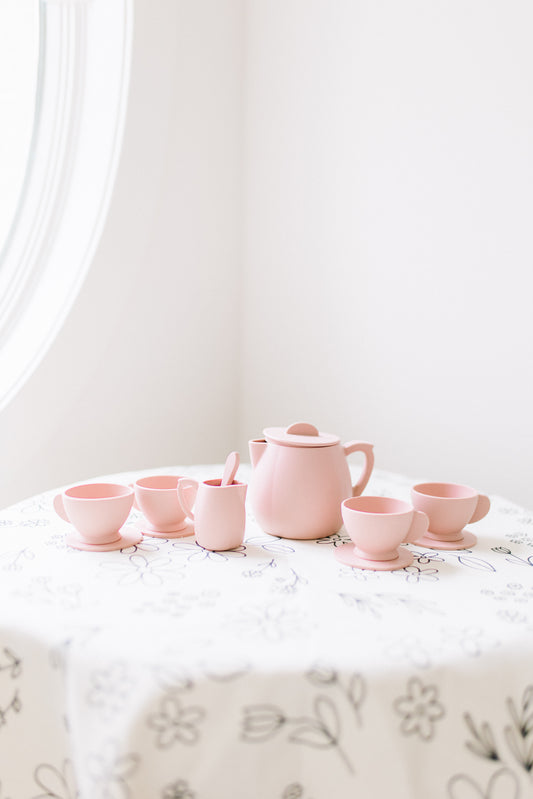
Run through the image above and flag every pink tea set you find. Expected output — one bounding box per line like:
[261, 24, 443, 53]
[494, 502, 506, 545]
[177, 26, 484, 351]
[53, 421, 490, 571]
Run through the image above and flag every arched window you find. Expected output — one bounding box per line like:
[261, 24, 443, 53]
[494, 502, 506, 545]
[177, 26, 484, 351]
[0, 0, 132, 410]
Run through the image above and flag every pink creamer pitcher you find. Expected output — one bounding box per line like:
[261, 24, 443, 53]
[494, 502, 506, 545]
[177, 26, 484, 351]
[249, 422, 374, 539]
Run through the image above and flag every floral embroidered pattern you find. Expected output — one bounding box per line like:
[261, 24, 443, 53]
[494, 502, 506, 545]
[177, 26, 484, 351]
[231, 602, 312, 642]
[463, 686, 533, 773]
[242, 695, 354, 773]
[162, 780, 196, 799]
[393, 677, 445, 741]
[394, 564, 440, 584]
[0, 469, 532, 797]
[0, 547, 35, 571]
[448, 767, 520, 799]
[87, 742, 139, 799]
[33, 759, 79, 799]
[171, 541, 246, 562]
[0, 648, 22, 731]
[281, 784, 315, 799]
[86, 662, 136, 720]
[100, 553, 175, 587]
[306, 664, 366, 726]
[148, 696, 205, 748]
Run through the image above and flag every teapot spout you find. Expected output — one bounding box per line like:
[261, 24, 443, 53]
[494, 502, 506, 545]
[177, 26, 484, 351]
[249, 439, 267, 469]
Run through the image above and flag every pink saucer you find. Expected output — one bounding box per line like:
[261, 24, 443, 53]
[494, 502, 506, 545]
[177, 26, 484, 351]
[412, 529, 477, 550]
[335, 543, 414, 571]
[66, 525, 142, 552]
[139, 520, 194, 539]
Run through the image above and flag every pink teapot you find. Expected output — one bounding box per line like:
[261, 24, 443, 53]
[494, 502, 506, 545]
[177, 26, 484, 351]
[249, 422, 374, 539]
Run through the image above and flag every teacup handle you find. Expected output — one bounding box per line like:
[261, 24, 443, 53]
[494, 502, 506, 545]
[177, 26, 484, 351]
[177, 478, 199, 521]
[343, 441, 375, 497]
[53, 494, 70, 523]
[405, 510, 429, 544]
[128, 483, 140, 511]
[469, 493, 490, 524]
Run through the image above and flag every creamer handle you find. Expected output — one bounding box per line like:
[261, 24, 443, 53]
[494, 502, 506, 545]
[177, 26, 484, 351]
[343, 441, 375, 497]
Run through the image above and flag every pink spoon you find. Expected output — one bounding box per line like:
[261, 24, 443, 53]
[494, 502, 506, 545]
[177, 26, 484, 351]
[221, 451, 240, 486]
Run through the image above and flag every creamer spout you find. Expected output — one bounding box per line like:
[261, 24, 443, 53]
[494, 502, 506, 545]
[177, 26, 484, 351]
[249, 439, 267, 469]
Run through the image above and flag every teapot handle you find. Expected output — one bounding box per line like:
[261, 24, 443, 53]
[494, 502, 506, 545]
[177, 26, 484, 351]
[343, 441, 375, 497]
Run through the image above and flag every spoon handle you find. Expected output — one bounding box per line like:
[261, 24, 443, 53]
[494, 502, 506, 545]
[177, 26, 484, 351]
[221, 451, 240, 486]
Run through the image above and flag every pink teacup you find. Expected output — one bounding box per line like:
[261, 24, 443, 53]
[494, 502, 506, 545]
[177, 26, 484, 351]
[133, 475, 193, 538]
[177, 477, 247, 551]
[335, 496, 429, 571]
[410, 482, 490, 550]
[53, 483, 141, 551]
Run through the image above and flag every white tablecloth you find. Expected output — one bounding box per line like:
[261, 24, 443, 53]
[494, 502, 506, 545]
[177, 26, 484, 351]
[0, 466, 532, 799]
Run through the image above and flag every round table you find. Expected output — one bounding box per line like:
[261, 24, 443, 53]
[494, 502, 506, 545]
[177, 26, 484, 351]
[0, 465, 532, 799]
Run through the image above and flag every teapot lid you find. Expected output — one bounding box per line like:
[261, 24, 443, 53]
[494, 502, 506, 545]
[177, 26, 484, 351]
[263, 422, 340, 447]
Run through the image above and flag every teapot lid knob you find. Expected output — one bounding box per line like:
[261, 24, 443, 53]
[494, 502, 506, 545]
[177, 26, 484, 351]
[285, 422, 319, 437]
[263, 422, 340, 447]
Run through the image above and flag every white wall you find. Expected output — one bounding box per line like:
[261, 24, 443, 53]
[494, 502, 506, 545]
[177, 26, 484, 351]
[241, 0, 533, 509]
[1, 0, 532, 511]
[0, 0, 244, 508]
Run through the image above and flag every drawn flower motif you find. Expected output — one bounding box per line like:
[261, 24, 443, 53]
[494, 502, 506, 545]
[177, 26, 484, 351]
[394, 677, 445, 741]
[33, 759, 79, 799]
[282, 784, 304, 799]
[386, 635, 434, 669]
[120, 538, 162, 555]
[87, 662, 135, 719]
[233, 602, 311, 642]
[412, 550, 445, 565]
[395, 565, 439, 584]
[241, 704, 286, 742]
[338, 565, 381, 582]
[448, 767, 519, 799]
[100, 554, 174, 587]
[162, 780, 195, 799]
[148, 695, 205, 748]
[87, 742, 139, 799]
[171, 541, 246, 561]
[316, 532, 351, 547]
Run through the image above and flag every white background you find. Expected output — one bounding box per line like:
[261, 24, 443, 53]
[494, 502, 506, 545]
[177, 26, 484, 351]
[0, 0, 531, 510]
